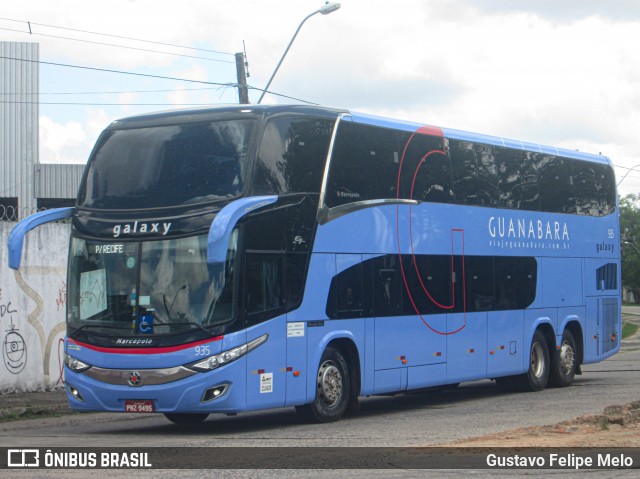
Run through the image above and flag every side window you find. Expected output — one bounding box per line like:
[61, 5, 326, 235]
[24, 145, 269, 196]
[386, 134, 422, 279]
[286, 253, 307, 309]
[253, 116, 333, 195]
[465, 256, 494, 312]
[596, 263, 617, 291]
[538, 156, 575, 214]
[450, 140, 498, 207]
[326, 260, 372, 319]
[398, 134, 453, 203]
[326, 122, 401, 208]
[574, 161, 616, 216]
[373, 255, 403, 317]
[495, 257, 537, 310]
[476, 145, 499, 207]
[497, 149, 541, 211]
[244, 253, 284, 325]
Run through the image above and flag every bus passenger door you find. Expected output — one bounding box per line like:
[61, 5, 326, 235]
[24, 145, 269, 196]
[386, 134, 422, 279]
[243, 251, 288, 410]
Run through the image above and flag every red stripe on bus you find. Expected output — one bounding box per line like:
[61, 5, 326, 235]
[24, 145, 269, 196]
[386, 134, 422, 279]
[416, 125, 444, 137]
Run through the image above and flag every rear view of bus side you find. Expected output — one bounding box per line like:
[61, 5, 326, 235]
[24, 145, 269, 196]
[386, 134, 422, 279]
[8, 105, 621, 423]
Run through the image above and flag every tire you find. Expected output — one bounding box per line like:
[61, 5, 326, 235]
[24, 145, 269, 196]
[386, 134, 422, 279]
[164, 413, 209, 424]
[296, 346, 351, 423]
[524, 330, 550, 391]
[496, 330, 550, 392]
[549, 329, 577, 387]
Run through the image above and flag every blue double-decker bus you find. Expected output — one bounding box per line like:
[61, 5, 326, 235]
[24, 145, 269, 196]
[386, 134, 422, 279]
[8, 105, 620, 424]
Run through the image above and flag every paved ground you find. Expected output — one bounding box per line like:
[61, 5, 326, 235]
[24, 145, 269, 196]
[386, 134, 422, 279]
[1, 307, 639, 422]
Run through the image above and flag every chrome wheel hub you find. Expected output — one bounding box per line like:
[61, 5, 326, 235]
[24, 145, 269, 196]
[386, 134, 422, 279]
[559, 341, 575, 376]
[317, 361, 343, 407]
[530, 342, 545, 379]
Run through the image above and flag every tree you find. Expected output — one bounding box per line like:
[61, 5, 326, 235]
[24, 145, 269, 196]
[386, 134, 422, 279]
[620, 194, 640, 302]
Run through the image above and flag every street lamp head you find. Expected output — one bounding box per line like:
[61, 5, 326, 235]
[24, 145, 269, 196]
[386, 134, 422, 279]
[319, 2, 341, 15]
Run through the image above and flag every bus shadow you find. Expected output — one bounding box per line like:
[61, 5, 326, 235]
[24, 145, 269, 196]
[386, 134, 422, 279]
[101, 376, 599, 437]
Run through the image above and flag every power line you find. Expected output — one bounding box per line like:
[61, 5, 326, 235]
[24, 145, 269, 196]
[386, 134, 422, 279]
[0, 26, 234, 64]
[1, 86, 223, 96]
[1, 55, 318, 105]
[0, 55, 238, 88]
[0, 100, 231, 106]
[0, 16, 235, 57]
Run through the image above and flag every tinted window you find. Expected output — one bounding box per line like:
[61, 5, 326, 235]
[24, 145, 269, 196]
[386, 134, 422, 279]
[494, 257, 537, 310]
[498, 150, 540, 211]
[326, 122, 401, 207]
[399, 134, 453, 203]
[465, 256, 495, 312]
[596, 263, 617, 291]
[324, 122, 615, 217]
[244, 253, 284, 324]
[327, 254, 537, 319]
[574, 162, 616, 216]
[80, 120, 256, 209]
[373, 255, 403, 317]
[538, 156, 575, 214]
[254, 116, 333, 195]
[327, 261, 368, 319]
[450, 140, 499, 207]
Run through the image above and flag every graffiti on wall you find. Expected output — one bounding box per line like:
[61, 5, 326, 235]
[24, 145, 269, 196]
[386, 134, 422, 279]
[1, 287, 27, 374]
[1, 222, 71, 391]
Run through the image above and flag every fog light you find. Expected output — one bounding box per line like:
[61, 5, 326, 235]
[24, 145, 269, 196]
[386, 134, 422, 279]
[201, 384, 229, 403]
[68, 384, 84, 402]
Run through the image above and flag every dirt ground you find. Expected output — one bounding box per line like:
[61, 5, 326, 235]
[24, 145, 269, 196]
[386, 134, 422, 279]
[442, 400, 640, 447]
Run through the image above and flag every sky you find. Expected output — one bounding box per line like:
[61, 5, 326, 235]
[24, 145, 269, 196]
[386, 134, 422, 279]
[2, 0, 640, 195]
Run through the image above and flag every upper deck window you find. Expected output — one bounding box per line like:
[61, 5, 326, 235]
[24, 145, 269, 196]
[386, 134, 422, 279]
[253, 116, 334, 195]
[78, 119, 256, 209]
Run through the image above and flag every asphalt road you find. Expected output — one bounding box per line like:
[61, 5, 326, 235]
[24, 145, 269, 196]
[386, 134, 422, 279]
[1, 310, 639, 478]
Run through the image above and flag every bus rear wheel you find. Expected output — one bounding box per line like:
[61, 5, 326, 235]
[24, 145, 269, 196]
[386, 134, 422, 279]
[549, 329, 577, 387]
[296, 346, 351, 423]
[164, 413, 209, 424]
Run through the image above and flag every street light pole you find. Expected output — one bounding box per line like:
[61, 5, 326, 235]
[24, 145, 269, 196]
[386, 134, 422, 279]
[624, 241, 640, 255]
[617, 164, 640, 187]
[257, 2, 341, 104]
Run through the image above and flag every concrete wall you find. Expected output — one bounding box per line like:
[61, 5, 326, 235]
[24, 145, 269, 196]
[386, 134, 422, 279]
[0, 221, 70, 392]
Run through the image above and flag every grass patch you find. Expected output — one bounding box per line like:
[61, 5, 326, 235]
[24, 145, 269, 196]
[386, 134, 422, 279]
[598, 416, 609, 431]
[622, 321, 639, 339]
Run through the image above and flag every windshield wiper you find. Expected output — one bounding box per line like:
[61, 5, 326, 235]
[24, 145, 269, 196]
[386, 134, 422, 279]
[163, 319, 219, 338]
[70, 323, 133, 334]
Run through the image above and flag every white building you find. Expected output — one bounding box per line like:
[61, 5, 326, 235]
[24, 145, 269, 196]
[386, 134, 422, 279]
[1, 41, 84, 221]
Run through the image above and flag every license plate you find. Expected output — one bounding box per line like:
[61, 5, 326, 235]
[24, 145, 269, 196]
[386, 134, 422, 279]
[124, 400, 155, 413]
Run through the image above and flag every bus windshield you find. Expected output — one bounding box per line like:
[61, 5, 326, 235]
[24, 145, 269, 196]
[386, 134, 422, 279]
[78, 119, 256, 210]
[67, 231, 238, 338]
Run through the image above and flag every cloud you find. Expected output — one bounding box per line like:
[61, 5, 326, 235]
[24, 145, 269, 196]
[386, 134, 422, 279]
[464, 0, 640, 21]
[2, 0, 640, 191]
[39, 110, 113, 164]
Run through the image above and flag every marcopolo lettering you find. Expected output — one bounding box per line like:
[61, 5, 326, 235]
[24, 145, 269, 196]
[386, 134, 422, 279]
[112, 221, 172, 238]
[489, 216, 570, 241]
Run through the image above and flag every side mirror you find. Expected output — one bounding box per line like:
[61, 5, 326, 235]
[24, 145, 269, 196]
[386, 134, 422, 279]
[8, 207, 74, 270]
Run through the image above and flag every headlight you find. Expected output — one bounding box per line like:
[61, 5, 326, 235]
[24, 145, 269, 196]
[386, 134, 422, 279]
[65, 354, 92, 372]
[187, 334, 268, 372]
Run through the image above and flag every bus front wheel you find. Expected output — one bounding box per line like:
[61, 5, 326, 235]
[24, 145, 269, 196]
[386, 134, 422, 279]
[296, 346, 351, 423]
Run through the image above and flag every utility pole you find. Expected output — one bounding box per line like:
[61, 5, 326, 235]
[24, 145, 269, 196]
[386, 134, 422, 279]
[235, 52, 249, 104]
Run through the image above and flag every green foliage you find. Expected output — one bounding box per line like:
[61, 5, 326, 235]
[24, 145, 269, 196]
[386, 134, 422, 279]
[620, 194, 640, 302]
[622, 321, 639, 339]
